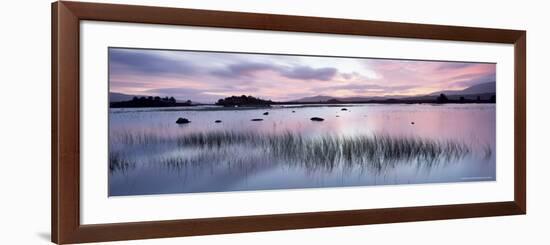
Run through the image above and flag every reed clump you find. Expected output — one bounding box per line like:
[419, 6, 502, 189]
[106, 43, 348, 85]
[110, 130, 473, 173]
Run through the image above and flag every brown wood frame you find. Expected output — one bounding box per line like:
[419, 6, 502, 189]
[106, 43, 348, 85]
[51, 1, 526, 244]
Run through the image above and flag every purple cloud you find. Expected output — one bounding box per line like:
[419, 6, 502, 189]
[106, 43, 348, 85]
[210, 62, 273, 78]
[436, 62, 479, 71]
[280, 66, 337, 81]
[109, 48, 197, 76]
[109, 48, 496, 102]
[210, 61, 338, 81]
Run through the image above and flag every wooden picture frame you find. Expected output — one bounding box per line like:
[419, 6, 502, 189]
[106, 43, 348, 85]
[51, 1, 526, 244]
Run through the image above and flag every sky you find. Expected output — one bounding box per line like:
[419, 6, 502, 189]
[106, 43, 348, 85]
[109, 48, 496, 103]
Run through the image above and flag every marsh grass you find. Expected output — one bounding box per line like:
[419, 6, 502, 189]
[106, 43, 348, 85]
[158, 150, 268, 175]
[110, 130, 475, 174]
[109, 152, 136, 173]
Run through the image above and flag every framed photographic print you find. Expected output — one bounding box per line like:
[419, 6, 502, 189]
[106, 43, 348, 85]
[52, 1, 526, 244]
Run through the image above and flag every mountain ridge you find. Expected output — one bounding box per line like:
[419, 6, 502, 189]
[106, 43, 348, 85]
[291, 82, 495, 103]
[429, 82, 495, 96]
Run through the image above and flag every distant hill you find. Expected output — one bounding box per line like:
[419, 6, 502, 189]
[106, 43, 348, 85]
[463, 82, 496, 94]
[292, 95, 407, 103]
[291, 95, 339, 103]
[290, 82, 496, 103]
[429, 82, 495, 96]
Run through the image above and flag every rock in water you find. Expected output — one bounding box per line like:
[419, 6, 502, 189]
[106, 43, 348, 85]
[263, 112, 269, 115]
[251, 118, 263, 121]
[215, 120, 222, 123]
[411, 121, 415, 125]
[292, 111, 296, 113]
[310, 117, 324, 121]
[341, 108, 348, 111]
[176, 118, 191, 124]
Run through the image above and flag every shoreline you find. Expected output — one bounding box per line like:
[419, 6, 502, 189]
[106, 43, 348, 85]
[108, 102, 496, 113]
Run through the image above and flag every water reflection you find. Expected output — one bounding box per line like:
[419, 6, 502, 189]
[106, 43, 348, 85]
[108, 104, 496, 196]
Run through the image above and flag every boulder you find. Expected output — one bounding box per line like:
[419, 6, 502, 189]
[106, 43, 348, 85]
[341, 108, 348, 111]
[215, 120, 222, 123]
[176, 118, 191, 124]
[263, 112, 269, 115]
[251, 118, 264, 121]
[310, 117, 324, 121]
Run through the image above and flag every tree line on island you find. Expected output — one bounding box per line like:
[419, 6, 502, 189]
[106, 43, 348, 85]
[215, 95, 273, 107]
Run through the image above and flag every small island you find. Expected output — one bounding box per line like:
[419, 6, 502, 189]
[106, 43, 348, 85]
[215, 95, 273, 107]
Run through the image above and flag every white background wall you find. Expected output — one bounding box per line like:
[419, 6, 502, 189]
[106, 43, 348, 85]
[0, 0, 547, 244]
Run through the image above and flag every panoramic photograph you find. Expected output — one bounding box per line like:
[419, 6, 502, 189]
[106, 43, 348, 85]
[108, 47, 496, 196]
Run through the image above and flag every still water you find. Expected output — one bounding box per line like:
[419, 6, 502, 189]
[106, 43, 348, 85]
[108, 104, 496, 196]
